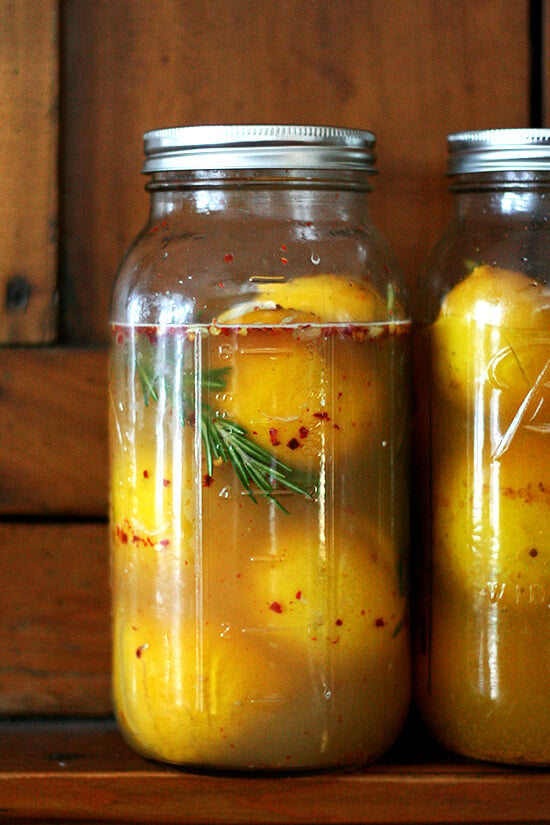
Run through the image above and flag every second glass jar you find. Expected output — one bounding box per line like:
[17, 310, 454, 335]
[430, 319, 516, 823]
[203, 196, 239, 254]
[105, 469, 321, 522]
[414, 129, 550, 765]
[109, 125, 411, 771]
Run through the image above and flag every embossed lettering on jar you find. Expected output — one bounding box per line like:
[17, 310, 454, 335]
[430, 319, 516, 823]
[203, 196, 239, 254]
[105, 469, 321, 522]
[110, 125, 411, 771]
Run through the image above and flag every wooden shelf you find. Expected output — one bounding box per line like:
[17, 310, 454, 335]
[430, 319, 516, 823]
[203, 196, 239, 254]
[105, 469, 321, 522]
[2, 719, 550, 824]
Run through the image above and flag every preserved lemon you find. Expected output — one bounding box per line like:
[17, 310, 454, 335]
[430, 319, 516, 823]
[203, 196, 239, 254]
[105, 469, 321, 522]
[431, 437, 550, 600]
[113, 515, 409, 768]
[253, 272, 392, 322]
[113, 614, 297, 767]
[214, 276, 396, 469]
[431, 265, 550, 412]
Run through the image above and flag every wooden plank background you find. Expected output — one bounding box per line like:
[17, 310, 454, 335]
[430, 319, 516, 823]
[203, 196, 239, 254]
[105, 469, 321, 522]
[0, 523, 110, 715]
[60, 0, 530, 344]
[0, 0, 58, 343]
[0, 0, 540, 715]
[0, 349, 107, 516]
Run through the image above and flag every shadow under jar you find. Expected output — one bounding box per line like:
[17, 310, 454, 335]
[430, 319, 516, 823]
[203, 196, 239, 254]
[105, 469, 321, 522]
[110, 125, 411, 772]
[414, 129, 550, 766]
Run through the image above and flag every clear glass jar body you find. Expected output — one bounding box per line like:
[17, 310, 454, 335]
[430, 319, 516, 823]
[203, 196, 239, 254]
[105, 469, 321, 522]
[414, 171, 550, 764]
[110, 167, 411, 771]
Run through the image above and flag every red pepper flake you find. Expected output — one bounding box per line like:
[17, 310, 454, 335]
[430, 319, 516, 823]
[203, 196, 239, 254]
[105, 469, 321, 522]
[313, 411, 330, 420]
[269, 601, 283, 613]
[269, 427, 281, 446]
[159, 539, 170, 547]
[333, 423, 340, 430]
[335, 618, 343, 626]
[295, 591, 302, 600]
[163, 478, 170, 487]
[375, 617, 385, 627]
[117, 527, 128, 544]
[203, 474, 214, 487]
[280, 244, 287, 251]
[224, 253, 234, 263]
[299, 426, 309, 439]
[143, 469, 149, 479]
[136, 644, 148, 658]
[281, 257, 288, 265]
[287, 438, 300, 450]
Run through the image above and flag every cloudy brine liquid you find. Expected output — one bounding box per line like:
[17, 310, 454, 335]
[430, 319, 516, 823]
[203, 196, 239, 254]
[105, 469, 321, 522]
[110, 319, 410, 770]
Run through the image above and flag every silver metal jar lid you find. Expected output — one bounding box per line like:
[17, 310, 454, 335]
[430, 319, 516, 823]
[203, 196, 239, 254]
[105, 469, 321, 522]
[448, 129, 550, 174]
[142, 124, 377, 173]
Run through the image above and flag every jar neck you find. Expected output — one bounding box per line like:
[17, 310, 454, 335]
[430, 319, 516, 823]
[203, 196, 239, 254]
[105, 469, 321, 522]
[449, 171, 550, 220]
[145, 168, 374, 223]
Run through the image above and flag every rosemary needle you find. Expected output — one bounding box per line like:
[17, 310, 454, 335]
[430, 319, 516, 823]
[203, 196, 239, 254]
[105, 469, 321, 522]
[136, 353, 159, 405]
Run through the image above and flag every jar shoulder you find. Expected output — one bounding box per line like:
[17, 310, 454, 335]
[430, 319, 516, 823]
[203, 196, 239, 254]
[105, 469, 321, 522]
[111, 217, 409, 326]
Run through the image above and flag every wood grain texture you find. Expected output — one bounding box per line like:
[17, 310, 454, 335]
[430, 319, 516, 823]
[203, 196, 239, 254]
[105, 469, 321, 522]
[0, 522, 111, 715]
[61, 0, 530, 344]
[0, 348, 107, 516]
[0, 0, 59, 343]
[1, 720, 550, 824]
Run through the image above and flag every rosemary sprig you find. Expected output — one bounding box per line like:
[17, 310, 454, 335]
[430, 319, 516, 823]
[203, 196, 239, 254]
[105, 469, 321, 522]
[201, 411, 313, 512]
[136, 353, 312, 510]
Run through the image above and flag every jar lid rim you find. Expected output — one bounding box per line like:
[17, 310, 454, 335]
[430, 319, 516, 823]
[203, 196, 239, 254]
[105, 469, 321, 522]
[142, 124, 377, 173]
[448, 129, 550, 173]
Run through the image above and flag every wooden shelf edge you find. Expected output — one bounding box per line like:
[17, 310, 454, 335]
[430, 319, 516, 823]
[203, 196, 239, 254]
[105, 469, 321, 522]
[1, 719, 550, 824]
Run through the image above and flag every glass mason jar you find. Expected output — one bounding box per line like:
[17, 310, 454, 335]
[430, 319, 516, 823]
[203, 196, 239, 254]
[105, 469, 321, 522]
[110, 125, 411, 771]
[414, 129, 550, 765]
